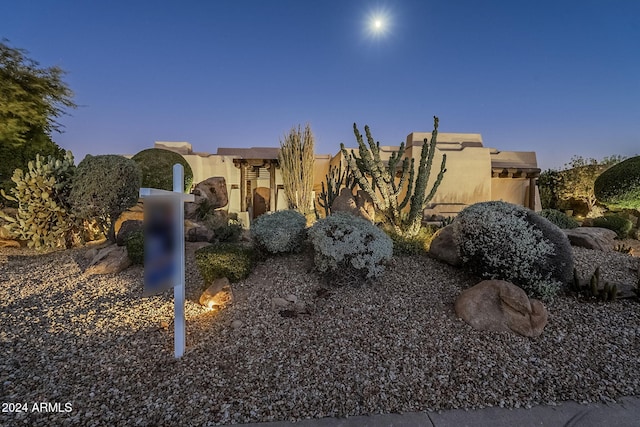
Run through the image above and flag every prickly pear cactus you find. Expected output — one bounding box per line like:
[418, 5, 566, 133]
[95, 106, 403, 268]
[0, 151, 78, 251]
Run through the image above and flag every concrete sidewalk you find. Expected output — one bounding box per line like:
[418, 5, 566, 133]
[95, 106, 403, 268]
[242, 396, 640, 427]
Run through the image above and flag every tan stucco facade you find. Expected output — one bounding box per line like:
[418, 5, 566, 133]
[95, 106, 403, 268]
[151, 131, 540, 223]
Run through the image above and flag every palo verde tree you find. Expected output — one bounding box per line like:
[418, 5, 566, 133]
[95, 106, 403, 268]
[557, 155, 624, 214]
[279, 124, 315, 216]
[0, 40, 76, 205]
[340, 116, 446, 237]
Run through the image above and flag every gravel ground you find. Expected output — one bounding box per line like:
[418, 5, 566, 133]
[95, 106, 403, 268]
[0, 242, 639, 426]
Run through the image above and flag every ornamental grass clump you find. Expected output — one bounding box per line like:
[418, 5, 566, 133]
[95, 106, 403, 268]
[539, 209, 579, 229]
[308, 212, 393, 284]
[453, 201, 574, 300]
[251, 210, 307, 254]
[195, 243, 255, 284]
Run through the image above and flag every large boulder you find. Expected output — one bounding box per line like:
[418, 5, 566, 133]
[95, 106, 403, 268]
[85, 244, 132, 276]
[115, 220, 143, 246]
[428, 224, 461, 266]
[331, 188, 375, 221]
[455, 280, 548, 338]
[114, 202, 144, 237]
[193, 177, 228, 210]
[563, 227, 617, 251]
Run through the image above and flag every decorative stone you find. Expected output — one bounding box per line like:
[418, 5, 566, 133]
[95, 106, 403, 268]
[199, 277, 233, 309]
[0, 239, 20, 248]
[454, 280, 548, 338]
[564, 227, 617, 251]
[355, 190, 375, 222]
[272, 297, 290, 308]
[85, 244, 132, 276]
[84, 248, 98, 260]
[184, 220, 214, 242]
[114, 202, 144, 237]
[231, 320, 243, 329]
[293, 301, 308, 314]
[115, 220, 143, 246]
[284, 294, 298, 303]
[429, 225, 461, 266]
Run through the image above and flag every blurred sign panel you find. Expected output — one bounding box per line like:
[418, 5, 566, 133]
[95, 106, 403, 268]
[143, 198, 177, 296]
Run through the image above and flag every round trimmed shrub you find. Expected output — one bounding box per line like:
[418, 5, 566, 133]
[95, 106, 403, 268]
[594, 156, 640, 210]
[592, 215, 633, 239]
[126, 230, 144, 265]
[307, 212, 393, 283]
[69, 155, 142, 241]
[453, 201, 574, 300]
[251, 210, 307, 254]
[539, 209, 579, 229]
[131, 148, 193, 192]
[195, 243, 255, 284]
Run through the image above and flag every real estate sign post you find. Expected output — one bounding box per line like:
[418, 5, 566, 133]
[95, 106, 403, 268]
[140, 164, 195, 358]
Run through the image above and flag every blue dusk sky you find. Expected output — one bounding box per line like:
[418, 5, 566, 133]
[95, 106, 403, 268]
[3, 0, 639, 170]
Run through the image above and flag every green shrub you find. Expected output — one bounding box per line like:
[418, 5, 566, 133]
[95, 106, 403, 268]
[594, 156, 640, 209]
[251, 210, 307, 254]
[69, 155, 142, 241]
[382, 224, 435, 256]
[453, 201, 573, 300]
[537, 169, 562, 210]
[592, 215, 633, 239]
[213, 219, 243, 243]
[539, 209, 579, 229]
[0, 151, 79, 250]
[131, 148, 193, 193]
[195, 243, 255, 283]
[125, 230, 144, 265]
[307, 213, 393, 283]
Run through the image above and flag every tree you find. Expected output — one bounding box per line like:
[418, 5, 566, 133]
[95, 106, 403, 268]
[0, 40, 76, 206]
[341, 116, 446, 237]
[279, 124, 315, 216]
[0, 40, 76, 146]
[557, 155, 624, 214]
[594, 155, 640, 210]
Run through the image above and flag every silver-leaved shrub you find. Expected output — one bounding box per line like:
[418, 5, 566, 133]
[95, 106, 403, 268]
[251, 209, 307, 254]
[307, 212, 393, 283]
[453, 201, 573, 300]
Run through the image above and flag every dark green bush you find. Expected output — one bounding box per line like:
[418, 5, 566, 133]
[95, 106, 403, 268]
[251, 210, 307, 254]
[592, 215, 633, 238]
[213, 219, 243, 243]
[195, 243, 255, 283]
[539, 209, 579, 229]
[131, 148, 193, 192]
[126, 230, 144, 265]
[537, 169, 563, 210]
[594, 156, 640, 210]
[69, 155, 141, 241]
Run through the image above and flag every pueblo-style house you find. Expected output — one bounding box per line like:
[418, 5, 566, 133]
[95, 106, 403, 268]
[148, 131, 540, 226]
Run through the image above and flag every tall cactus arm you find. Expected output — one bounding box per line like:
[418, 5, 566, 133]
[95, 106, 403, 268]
[340, 143, 384, 208]
[424, 156, 447, 205]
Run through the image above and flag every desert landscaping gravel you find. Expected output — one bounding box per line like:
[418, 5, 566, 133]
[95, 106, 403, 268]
[0, 242, 639, 426]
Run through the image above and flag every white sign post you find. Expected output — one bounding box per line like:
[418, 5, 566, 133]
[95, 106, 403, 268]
[139, 164, 194, 358]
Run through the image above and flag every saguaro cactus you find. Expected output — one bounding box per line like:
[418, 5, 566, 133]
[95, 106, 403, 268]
[340, 116, 446, 237]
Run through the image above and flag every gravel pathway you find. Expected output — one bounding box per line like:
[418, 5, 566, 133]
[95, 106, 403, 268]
[0, 243, 638, 426]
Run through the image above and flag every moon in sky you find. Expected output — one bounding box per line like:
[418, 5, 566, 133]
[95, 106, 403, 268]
[366, 11, 391, 38]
